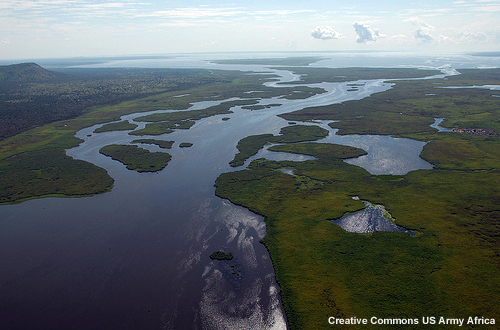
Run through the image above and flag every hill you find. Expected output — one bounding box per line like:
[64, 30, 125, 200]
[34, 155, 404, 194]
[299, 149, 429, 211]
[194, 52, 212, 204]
[0, 62, 63, 81]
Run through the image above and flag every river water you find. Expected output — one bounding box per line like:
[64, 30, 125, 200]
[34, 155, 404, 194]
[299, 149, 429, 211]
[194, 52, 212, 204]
[0, 52, 497, 330]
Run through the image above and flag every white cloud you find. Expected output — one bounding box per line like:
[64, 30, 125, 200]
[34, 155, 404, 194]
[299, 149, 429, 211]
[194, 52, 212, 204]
[311, 26, 343, 40]
[353, 22, 384, 43]
[406, 17, 436, 43]
[414, 28, 435, 42]
[135, 7, 245, 19]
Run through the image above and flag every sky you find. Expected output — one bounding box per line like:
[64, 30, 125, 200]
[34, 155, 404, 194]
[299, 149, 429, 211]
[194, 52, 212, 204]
[0, 0, 499, 59]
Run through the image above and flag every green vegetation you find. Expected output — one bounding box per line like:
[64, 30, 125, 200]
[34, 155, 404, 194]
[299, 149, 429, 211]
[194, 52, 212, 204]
[99, 144, 171, 172]
[215, 69, 500, 329]
[0, 148, 114, 204]
[0, 62, 62, 81]
[179, 142, 193, 148]
[209, 251, 234, 260]
[131, 139, 174, 149]
[268, 142, 367, 161]
[229, 125, 329, 167]
[94, 120, 138, 133]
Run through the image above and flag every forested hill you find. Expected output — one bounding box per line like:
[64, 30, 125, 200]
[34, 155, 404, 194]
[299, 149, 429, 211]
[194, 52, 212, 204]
[0, 63, 220, 140]
[0, 62, 63, 82]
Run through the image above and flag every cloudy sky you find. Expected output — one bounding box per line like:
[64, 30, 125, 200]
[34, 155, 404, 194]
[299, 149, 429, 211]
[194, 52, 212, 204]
[1, 0, 499, 59]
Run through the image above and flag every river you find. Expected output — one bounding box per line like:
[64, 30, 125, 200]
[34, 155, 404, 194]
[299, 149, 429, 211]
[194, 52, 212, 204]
[0, 52, 497, 329]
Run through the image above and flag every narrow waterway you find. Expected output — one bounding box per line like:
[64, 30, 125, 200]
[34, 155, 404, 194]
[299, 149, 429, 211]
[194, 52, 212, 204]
[0, 55, 458, 329]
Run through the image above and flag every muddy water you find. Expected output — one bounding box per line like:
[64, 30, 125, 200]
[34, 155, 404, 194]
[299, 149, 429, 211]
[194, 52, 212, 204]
[0, 60, 437, 330]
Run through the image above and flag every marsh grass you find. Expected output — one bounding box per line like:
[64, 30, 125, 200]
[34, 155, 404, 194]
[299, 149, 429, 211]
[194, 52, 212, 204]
[94, 120, 138, 133]
[216, 69, 500, 329]
[0, 148, 114, 203]
[99, 144, 171, 172]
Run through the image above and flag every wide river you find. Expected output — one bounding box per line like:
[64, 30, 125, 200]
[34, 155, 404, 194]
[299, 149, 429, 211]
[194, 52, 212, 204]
[0, 53, 497, 329]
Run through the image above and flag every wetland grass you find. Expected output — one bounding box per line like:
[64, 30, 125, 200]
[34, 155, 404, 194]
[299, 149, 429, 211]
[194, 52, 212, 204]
[215, 69, 500, 329]
[99, 144, 171, 172]
[94, 120, 138, 133]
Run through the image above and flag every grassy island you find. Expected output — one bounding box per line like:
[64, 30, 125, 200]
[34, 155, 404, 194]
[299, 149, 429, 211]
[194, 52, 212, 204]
[229, 125, 329, 167]
[209, 251, 234, 260]
[94, 120, 138, 133]
[0, 148, 114, 204]
[99, 144, 171, 172]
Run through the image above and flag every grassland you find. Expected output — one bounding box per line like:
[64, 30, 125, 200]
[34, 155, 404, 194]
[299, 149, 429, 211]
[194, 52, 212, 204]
[215, 69, 500, 329]
[99, 144, 171, 172]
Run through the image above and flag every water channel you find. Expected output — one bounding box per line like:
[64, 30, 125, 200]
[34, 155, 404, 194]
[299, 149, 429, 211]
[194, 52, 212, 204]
[0, 53, 490, 329]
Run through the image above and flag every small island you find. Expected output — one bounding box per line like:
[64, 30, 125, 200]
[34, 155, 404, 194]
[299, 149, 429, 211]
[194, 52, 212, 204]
[131, 139, 174, 149]
[209, 251, 234, 261]
[99, 144, 171, 172]
[179, 142, 193, 148]
[94, 121, 138, 133]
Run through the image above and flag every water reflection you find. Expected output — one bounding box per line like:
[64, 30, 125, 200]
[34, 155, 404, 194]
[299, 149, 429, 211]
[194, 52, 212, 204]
[333, 199, 415, 235]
